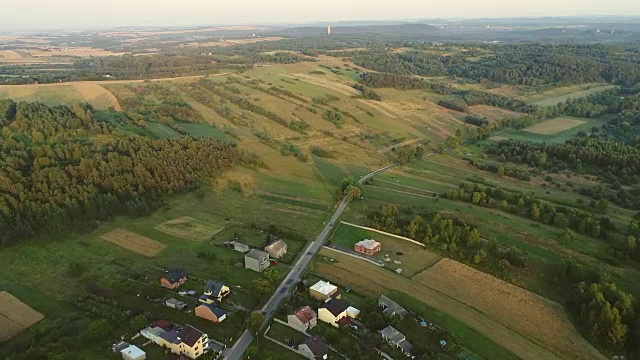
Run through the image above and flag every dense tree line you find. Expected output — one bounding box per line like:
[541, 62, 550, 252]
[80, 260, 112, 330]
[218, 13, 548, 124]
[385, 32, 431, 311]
[352, 83, 382, 101]
[0, 100, 236, 245]
[445, 182, 622, 243]
[489, 138, 640, 185]
[463, 90, 537, 113]
[359, 72, 455, 94]
[365, 205, 525, 268]
[464, 114, 489, 126]
[438, 98, 468, 112]
[347, 45, 640, 87]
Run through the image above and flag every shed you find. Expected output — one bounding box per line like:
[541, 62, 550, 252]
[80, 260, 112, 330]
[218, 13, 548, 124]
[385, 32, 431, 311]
[121, 345, 146, 360]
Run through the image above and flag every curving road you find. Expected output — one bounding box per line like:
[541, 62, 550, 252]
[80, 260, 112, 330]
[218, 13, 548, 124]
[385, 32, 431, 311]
[223, 163, 399, 360]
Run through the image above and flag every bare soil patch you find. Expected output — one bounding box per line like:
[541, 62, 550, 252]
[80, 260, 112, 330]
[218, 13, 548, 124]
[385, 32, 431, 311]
[0, 292, 44, 341]
[155, 216, 224, 242]
[314, 249, 604, 360]
[523, 117, 586, 135]
[72, 83, 121, 111]
[100, 228, 165, 257]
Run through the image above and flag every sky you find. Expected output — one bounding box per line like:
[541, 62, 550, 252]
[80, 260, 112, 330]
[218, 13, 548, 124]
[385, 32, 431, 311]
[2, 0, 640, 32]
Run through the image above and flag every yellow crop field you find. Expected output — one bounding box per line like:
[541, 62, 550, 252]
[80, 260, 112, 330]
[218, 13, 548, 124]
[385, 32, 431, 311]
[0, 292, 44, 342]
[314, 249, 604, 360]
[100, 228, 165, 257]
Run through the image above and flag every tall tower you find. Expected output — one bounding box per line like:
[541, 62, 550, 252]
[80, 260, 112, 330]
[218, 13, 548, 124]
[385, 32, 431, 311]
[327, 26, 331, 35]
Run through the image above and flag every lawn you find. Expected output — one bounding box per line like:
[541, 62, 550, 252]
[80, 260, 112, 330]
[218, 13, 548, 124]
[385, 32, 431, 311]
[522, 84, 616, 106]
[267, 321, 308, 345]
[329, 223, 441, 277]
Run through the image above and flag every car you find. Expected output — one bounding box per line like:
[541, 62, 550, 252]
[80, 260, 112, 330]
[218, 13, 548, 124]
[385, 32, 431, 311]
[270, 259, 279, 265]
[350, 324, 359, 331]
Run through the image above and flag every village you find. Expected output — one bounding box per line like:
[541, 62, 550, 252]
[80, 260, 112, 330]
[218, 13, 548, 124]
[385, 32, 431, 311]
[109, 232, 453, 360]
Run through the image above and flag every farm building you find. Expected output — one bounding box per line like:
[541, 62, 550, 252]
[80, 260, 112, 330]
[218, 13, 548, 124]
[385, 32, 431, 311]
[354, 239, 381, 256]
[380, 326, 413, 355]
[160, 268, 188, 289]
[264, 239, 287, 258]
[244, 249, 270, 272]
[200, 280, 230, 304]
[318, 298, 349, 328]
[287, 305, 317, 332]
[165, 298, 188, 310]
[298, 336, 329, 360]
[309, 280, 339, 301]
[121, 345, 146, 360]
[195, 303, 227, 323]
[222, 240, 250, 253]
[378, 295, 409, 318]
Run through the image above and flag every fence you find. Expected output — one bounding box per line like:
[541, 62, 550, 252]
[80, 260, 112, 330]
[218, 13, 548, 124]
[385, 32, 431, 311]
[339, 222, 425, 248]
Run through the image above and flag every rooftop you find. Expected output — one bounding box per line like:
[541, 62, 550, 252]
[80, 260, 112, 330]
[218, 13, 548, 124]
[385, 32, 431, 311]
[245, 249, 269, 260]
[198, 303, 227, 318]
[303, 336, 328, 358]
[294, 306, 317, 324]
[121, 345, 146, 358]
[163, 268, 188, 283]
[379, 295, 408, 316]
[355, 239, 381, 250]
[320, 298, 348, 317]
[178, 325, 205, 347]
[265, 239, 287, 252]
[310, 280, 337, 295]
[204, 280, 226, 296]
[165, 298, 187, 307]
[380, 325, 406, 344]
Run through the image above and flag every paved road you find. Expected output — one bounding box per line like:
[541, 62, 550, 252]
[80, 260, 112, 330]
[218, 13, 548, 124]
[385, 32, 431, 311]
[222, 163, 399, 360]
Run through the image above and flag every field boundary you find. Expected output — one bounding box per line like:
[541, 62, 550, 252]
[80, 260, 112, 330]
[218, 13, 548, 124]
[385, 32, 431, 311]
[323, 245, 385, 267]
[340, 221, 425, 248]
[366, 185, 439, 199]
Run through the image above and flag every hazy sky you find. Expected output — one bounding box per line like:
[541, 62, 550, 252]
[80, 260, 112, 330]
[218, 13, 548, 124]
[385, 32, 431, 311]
[2, 0, 639, 31]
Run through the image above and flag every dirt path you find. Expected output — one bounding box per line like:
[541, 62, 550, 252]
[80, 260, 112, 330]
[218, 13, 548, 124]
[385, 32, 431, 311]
[377, 137, 425, 153]
[314, 249, 605, 360]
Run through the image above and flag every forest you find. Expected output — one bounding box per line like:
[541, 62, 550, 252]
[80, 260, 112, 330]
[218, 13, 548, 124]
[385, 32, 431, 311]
[343, 44, 640, 87]
[0, 100, 236, 246]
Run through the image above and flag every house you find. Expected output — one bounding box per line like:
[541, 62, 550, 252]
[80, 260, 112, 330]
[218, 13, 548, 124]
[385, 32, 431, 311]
[264, 239, 287, 259]
[378, 295, 409, 318]
[222, 240, 250, 253]
[244, 249, 270, 272]
[157, 324, 209, 359]
[298, 336, 329, 360]
[160, 268, 188, 289]
[346, 306, 360, 319]
[287, 305, 317, 332]
[309, 280, 339, 301]
[199, 280, 230, 304]
[318, 298, 349, 328]
[165, 298, 188, 310]
[121, 345, 146, 360]
[380, 326, 413, 355]
[195, 303, 227, 323]
[354, 239, 381, 256]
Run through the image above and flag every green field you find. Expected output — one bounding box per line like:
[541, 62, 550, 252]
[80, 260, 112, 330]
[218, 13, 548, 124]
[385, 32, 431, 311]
[330, 223, 441, 277]
[489, 116, 605, 144]
[524, 84, 616, 106]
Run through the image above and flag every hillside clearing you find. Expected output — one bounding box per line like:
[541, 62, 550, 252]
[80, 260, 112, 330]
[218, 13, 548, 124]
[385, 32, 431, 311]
[523, 117, 586, 135]
[100, 228, 165, 257]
